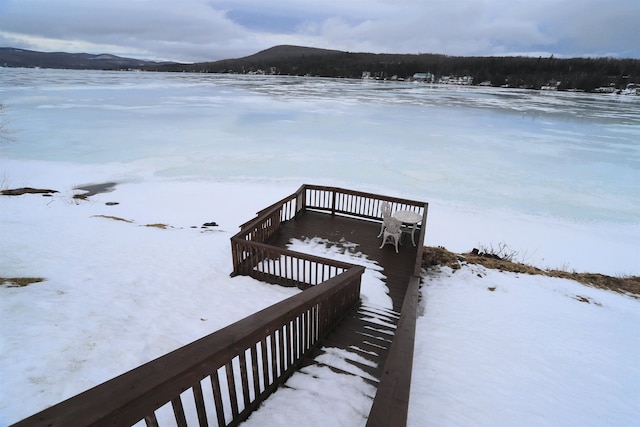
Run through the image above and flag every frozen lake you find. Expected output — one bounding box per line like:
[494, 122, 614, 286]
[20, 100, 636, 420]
[0, 68, 638, 274]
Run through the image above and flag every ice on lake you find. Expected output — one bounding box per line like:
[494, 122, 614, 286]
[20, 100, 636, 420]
[1, 68, 639, 274]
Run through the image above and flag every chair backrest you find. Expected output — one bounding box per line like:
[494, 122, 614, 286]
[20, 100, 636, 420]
[381, 201, 391, 219]
[384, 216, 402, 234]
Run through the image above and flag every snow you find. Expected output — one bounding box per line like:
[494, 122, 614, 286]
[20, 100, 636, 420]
[1, 175, 638, 426]
[410, 265, 639, 427]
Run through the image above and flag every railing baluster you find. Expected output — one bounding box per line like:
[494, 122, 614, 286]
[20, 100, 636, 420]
[302, 314, 307, 354]
[293, 316, 302, 362]
[311, 306, 317, 347]
[239, 350, 251, 409]
[210, 370, 226, 427]
[289, 320, 295, 365]
[251, 344, 261, 397]
[302, 259, 307, 286]
[303, 309, 309, 352]
[144, 413, 159, 427]
[260, 336, 270, 389]
[225, 360, 239, 419]
[283, 253, 289, 285]
[279, 324, 286, 371]
[192, 381, 208, 427]
[171, 396, 187, 427]
[270, 331, 278, 381]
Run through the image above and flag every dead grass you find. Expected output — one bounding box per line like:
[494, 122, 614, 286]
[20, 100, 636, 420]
[422, 246, 461, 270]
[1, 277, 45, 288]
[1, 187, 58, 196]
[143, 223, 170, 229]
[91, 215, 133, 223]
[422, 246, 639, 298]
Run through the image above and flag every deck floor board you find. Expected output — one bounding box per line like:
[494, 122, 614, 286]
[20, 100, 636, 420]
[268, 210, 420, 384]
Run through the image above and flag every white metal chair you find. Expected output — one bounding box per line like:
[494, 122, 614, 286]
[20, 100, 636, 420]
[379, 216, 402, 253]
[377, 201, 392, 238]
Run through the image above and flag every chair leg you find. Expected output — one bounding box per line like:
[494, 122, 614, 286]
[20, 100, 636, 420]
[380, 233, 401, 252]
[377, 222, 385, 238]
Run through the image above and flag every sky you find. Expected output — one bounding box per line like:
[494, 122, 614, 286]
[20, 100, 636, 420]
[0, 0, 639, 63]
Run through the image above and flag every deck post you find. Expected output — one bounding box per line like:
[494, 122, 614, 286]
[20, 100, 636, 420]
[331, 188, 336, 216]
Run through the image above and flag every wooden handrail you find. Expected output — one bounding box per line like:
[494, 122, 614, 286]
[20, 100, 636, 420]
[366, 275, 420, 427]
[228, 184, 428, 425]
[300, 185, 428, 276]
[232, 184, 428, 278]
[14, 184, 427, 426]
[230, 238, 357, 288]
[12, 266, 365, 427]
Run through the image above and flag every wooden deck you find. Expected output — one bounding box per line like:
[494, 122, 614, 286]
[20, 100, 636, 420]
[14, 186, 425, 426]
[269, 210, 420, 384]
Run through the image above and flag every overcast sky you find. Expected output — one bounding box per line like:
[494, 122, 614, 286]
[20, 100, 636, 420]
[1, 0, 638, 62]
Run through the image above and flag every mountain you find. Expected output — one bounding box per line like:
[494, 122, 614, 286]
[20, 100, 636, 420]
[0, 47, 176, 70]
[158, 45, 442, 76]
[237, 45, 345, 62]
[155, 45, 356, 74]
[2, 45, 639, 92]
[158, 45, 640, 92]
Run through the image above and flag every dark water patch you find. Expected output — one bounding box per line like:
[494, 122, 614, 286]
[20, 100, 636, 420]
[73, 182, 118, 198]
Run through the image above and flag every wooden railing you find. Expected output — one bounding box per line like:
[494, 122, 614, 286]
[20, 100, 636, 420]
[228, 184, 428, 426]
[12, 266, 364, 427]
[15, 184, 427, 427]
[231, 240, 356, 288]
[231, 184, 428, 279]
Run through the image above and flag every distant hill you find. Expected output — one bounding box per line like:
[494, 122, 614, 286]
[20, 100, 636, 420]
[159, 45, 445, 76]
[238, 45, 345, 62]
[156, 45, 355, 74]
[0, 47, 176, 70]
[157, 45, 640, 92]
[2, 45, 639, 92]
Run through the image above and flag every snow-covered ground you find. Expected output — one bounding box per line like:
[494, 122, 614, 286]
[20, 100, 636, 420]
[410, 265, 639, 427]
[1, 176, 638, 426]
[1, 69, 638, 425]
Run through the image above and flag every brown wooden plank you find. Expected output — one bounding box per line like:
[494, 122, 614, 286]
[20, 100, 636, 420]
[144, 413, 159, 427]
[270, 211, 418, 312]
[170, 397, 187, 427]
[250, 344, 261, 398]
[191, 382, 208, 427]
[260, 336, 270, 391]
[209, 370, 226, 427]
[225, 361, 239, 419]
[268, 209, 420, 403]
[239, 352, 250, 409]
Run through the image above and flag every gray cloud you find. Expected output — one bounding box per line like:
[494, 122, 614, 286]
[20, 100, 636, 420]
[0, 0, 637, 62]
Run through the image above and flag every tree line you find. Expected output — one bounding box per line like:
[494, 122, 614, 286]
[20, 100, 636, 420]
[154, 46, 640, 92]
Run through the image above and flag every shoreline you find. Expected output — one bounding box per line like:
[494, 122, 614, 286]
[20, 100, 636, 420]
[2, 185, 638, 296]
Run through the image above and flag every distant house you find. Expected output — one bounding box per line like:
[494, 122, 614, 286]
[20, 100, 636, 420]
[541, 80, 561, 91]
[438, 75, 474, 85]
[622, 83, 640, 95]
[593, 85, 616, 93]
[412, 72, 434, 82]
